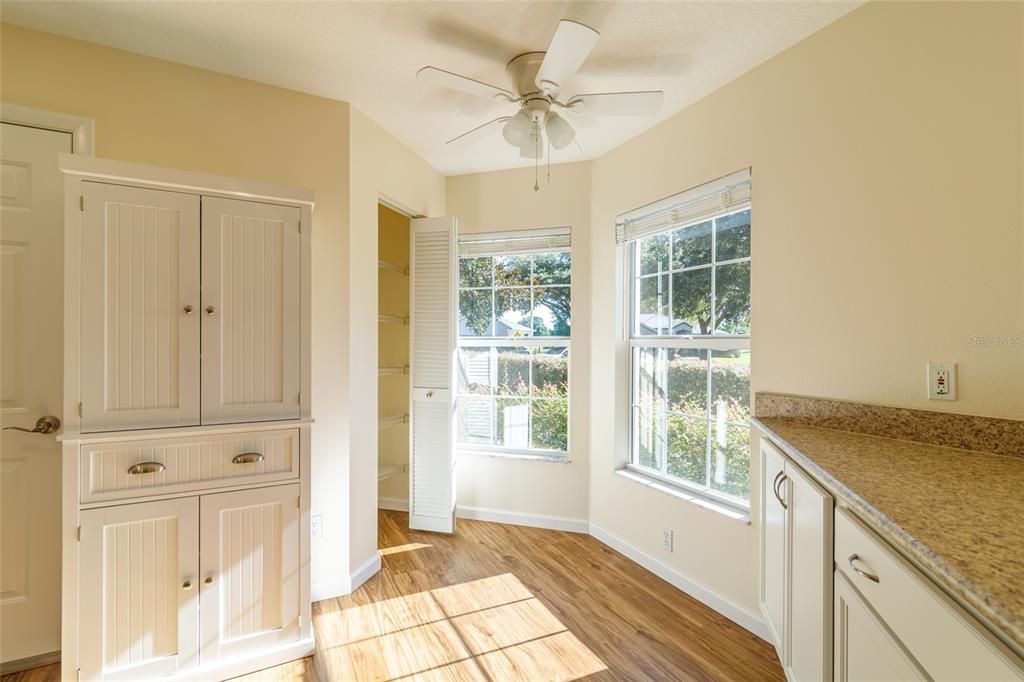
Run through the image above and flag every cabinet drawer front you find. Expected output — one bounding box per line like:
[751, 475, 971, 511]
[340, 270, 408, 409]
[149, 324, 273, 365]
[834, 508, 1021, 679]
[80, 429, 299, 503]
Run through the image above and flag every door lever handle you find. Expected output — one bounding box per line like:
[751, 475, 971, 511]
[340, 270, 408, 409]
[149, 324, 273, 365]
[3, 416, 61, 434]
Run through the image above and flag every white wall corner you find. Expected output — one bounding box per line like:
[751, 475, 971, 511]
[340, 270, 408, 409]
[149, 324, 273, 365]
[311, 552, 382, 603]
[588, 522, 771, 642]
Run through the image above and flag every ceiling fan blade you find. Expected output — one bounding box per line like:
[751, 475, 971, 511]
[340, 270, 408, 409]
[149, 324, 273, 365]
[565, 91, 664, 116]
[445, 117, 511, 147]
[535, 20, 599, 96]
[417, 66, 513, 101]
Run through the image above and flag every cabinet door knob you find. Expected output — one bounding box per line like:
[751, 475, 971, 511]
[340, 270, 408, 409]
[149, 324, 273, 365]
[183, 305, 194, 315]
[205, 305, 216, 316]
[182, 579, 193, 590]
[204, 576, 215, 586]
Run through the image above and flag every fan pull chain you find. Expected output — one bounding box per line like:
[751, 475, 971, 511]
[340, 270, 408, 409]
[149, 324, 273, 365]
[534, 124, 540, 192]
[547, 135, 551, 184]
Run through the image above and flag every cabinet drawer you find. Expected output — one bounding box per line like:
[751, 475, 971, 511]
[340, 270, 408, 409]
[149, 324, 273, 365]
[834, 507, 1021, 680]
[80, 428, 299, 503]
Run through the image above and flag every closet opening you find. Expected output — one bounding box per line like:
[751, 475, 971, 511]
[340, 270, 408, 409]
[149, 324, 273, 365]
[377, 202, 411, 511]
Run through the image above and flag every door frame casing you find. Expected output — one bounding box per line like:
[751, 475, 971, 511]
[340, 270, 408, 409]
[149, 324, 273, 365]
[0, 104, 93, 676]
[1, 103, 95, 156]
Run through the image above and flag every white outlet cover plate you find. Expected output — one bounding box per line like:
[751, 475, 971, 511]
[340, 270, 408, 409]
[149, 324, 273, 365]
[927, 362, 957, 400]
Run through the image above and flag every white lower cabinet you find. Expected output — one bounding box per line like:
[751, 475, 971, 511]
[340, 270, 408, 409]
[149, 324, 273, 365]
[79, 499, 200, 681]
[77, 484, 301, 681]
[199, 485, 301, 665]
[834, 570, 924, 681]
[760, 432, 1024, 682]
[759, 437, 834, 682]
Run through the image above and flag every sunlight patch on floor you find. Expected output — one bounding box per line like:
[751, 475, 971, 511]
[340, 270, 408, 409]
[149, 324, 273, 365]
[320, 573, 608, 681]
[378, 542, 434, 557]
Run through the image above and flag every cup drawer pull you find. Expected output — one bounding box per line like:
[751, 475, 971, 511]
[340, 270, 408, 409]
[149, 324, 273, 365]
[127, 462, 166, 475]
[232, 452, 265, 464]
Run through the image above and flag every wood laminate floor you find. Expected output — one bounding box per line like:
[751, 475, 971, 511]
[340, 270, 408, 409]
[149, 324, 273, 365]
[4, 510, 783, 681]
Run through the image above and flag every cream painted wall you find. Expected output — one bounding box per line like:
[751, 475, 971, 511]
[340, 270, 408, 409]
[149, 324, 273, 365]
[447, 162, 591, 522]
[347, 107, 446, 576]
[587, 0, 1023, 616]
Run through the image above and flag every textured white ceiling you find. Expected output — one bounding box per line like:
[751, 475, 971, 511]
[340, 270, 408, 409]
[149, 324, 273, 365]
[3, 1, 860, 175]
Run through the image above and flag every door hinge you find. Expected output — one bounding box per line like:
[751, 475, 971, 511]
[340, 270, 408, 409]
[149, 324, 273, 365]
[76, 526, 81, 541]
[78, 402, 83, 417]
[298, 391, 302, 405]
[79, 195, 84, 211]
[296, 496, 301, 509]
[298, 219, 301, 234]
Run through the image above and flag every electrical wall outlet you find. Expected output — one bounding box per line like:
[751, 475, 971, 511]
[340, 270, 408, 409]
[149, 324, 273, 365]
[661, 529, 674, 552]
[927, 362, 957, 400]
[311, 514, 323, 539]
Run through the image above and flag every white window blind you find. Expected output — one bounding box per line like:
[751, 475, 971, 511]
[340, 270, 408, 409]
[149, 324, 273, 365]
[616, 169, 751, 244]
[458, 226, 571, 257]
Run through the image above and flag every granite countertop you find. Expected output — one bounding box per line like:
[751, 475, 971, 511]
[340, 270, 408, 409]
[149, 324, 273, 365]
[754, 416, 1024, 656]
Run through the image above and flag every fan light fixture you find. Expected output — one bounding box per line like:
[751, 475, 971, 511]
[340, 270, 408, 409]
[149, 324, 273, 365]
[544, 112, 575, 150]
[502, 110, 531, 147]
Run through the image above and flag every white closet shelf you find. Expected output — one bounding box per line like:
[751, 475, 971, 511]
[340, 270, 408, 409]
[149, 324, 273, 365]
[378, 414, 409, 429]
[379, 365, 409, 376]
[378, 260, 409, 276]
[377, 462, 401, 482]
[378, 314, 409, 326]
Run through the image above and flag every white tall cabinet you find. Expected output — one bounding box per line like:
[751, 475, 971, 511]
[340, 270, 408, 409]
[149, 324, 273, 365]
[59, 155, 313, 682]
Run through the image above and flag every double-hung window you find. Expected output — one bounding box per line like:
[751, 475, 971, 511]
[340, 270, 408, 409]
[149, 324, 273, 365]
[619, 170, 752, 508]
[456, 227, 571, 460]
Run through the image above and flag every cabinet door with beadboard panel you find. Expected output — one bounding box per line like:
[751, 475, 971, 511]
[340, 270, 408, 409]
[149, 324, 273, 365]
[409, 217, 457, 534]
[199, 484, 301, 664]
[80, 183, 200, 432]
[78, 498, 199, 681]
[201, 197, 300, 424]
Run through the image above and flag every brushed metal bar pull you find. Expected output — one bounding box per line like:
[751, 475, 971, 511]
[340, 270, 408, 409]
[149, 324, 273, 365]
[127, 462, 166, 475]
[848, 554, 880, 583]
[773, 472, 788, 510]
[232, 452, 264, 464]
[3, 416, 61, 434]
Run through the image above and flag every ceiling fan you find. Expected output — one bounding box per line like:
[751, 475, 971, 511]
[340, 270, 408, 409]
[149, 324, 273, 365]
[417, 19, 665, 162]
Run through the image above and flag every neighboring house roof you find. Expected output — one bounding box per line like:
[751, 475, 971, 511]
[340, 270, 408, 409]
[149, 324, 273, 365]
[636, 314, 695, 336]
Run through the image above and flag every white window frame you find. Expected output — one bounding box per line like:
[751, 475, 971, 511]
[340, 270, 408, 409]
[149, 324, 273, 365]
[456, 240, 571, 462]
[625, 204, 751, 512]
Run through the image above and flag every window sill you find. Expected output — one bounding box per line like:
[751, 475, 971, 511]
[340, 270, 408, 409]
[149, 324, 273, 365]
[615, 468, 751, 524]
[459, 448, 571, 464]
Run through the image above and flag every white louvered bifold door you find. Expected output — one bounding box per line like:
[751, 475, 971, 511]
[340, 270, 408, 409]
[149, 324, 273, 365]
[199, 484, 300, 665]
[409, 217, 457, 534]
[80, 183, 201, 432]
[78, 498, 199, 681]
[201, 197, 301, 424]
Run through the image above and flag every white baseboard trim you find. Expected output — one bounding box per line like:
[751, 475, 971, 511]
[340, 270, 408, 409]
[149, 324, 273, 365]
[457, 505, 590, 534]
[589, 522, 771, 642]
[311, 553, 382, 602]
[378, 497, 408, 512]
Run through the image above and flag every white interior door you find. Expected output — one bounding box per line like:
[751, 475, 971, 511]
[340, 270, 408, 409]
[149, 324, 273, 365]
[0, 122, 71, 666]
[79, 498, 200, 681]
[199, 484, 300, 664]
[408, 217, 457, 533]
[201, 197, 300, 424]
[80, 182, 201, 431]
